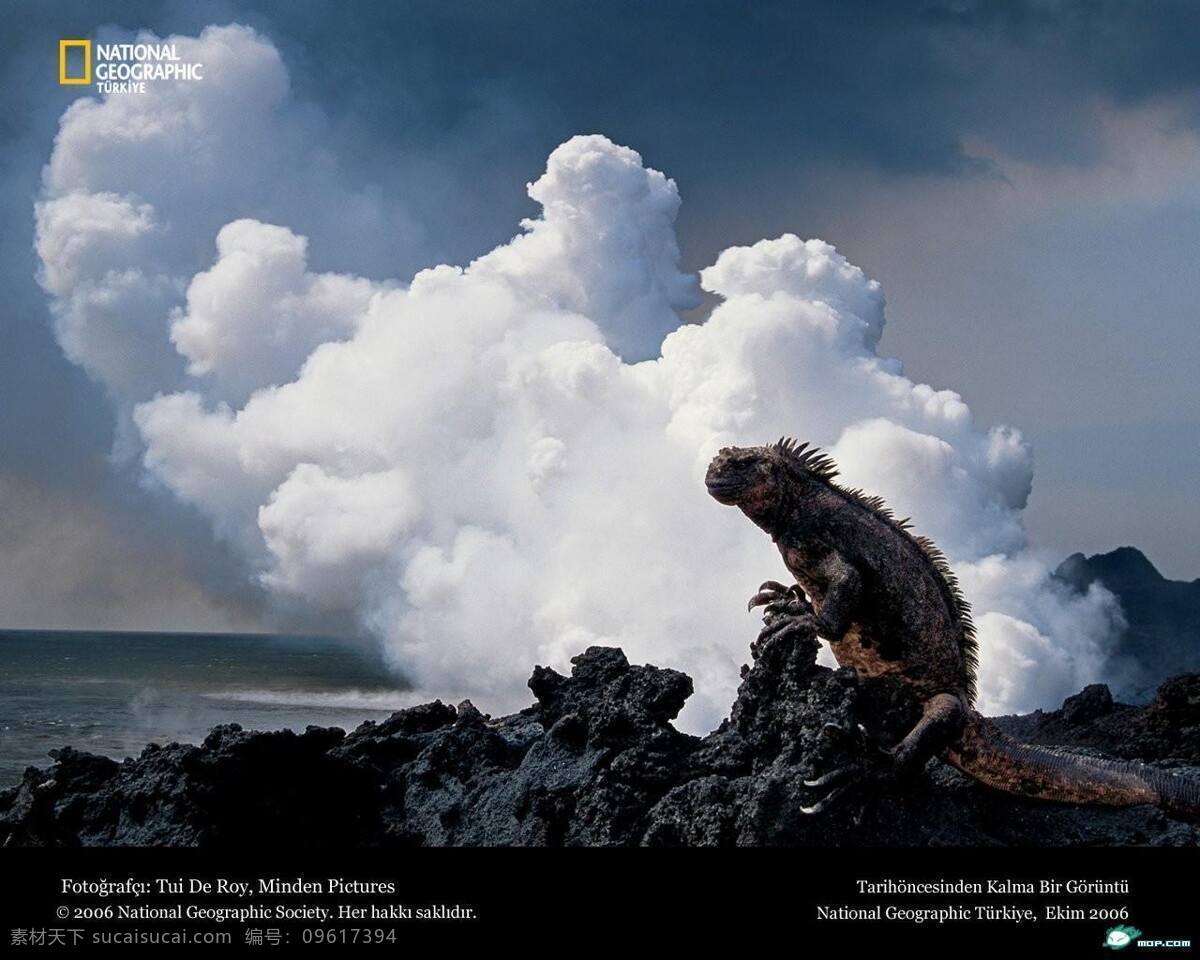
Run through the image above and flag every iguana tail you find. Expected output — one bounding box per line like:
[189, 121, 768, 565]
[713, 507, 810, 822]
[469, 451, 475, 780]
[945, 712, 1200, 821]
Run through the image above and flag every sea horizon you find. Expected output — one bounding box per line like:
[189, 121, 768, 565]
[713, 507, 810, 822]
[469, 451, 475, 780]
[0, 628, 419, 788]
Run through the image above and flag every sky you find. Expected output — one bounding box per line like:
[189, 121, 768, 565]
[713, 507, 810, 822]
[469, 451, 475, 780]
[0, 1, 1197, 721]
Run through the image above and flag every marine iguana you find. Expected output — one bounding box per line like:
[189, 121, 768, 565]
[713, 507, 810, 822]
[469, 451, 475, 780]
[705, 438, 1200, 820]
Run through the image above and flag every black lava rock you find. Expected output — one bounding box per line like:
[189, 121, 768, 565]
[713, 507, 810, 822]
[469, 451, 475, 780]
[2, 625, 1198, 847]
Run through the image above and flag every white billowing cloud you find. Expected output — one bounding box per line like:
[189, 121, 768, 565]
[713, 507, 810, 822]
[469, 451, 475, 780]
[34, 191, 180, 400]
[830, 419, 1029, 563]
[37, 26, 1121, 729]
[35, 22, 419, 409]
[170, 220, 382, 402]
[257, 464, 418, 606]
[41, 25, 290, 202]
[130, 135, 1117, 727]
[699, 235, 886, 349]
[35, 192, 158, 299]
[471, 135, 702, 359]
[956, 553, 1120, 715]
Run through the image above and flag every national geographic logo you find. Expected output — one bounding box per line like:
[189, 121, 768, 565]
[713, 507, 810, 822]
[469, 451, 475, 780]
[58, 38, 203, 92]
[58, 39, 91, 85]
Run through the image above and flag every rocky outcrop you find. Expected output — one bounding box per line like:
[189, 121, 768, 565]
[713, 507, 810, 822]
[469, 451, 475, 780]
[1056, 546, 1200, 700]
[2, 619, 1198, 847]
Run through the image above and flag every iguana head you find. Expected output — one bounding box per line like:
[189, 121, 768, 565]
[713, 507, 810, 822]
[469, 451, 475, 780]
[704, 444, 779, 509]
[706, 438, 833, 521]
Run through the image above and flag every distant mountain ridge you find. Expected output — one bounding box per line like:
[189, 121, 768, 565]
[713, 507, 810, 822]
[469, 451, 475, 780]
[1055, 547, 1200, 701]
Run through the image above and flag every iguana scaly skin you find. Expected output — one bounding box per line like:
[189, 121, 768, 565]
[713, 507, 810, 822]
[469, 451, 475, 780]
[706, 438, 1200, 819]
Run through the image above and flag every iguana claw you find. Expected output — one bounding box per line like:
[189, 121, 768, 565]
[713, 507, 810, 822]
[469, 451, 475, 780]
[804, 764, 860, 789]
[802, 725, 896, 818]
[747, 580, 791, 612]
[820, 721, 868, 747]
[799, 783, 853, 816]
[749, 582, 815, 649]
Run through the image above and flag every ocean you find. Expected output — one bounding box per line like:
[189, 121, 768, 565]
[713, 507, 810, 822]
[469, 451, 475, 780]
[0, 630, 419, 788]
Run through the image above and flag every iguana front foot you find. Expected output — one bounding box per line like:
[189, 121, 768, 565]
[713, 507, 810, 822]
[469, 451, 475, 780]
[820, 719, 869, 750]
[748, 581, 816, 646]
[747, 580, 809, 616]
[801, 752, 898, 817]
[801, 724, 896, 817]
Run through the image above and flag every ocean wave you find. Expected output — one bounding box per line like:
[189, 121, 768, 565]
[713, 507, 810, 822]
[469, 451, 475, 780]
[199, 688, 419, 711]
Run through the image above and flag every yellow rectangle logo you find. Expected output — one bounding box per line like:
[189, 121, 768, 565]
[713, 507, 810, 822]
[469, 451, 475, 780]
[59, 39, 91, 85]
